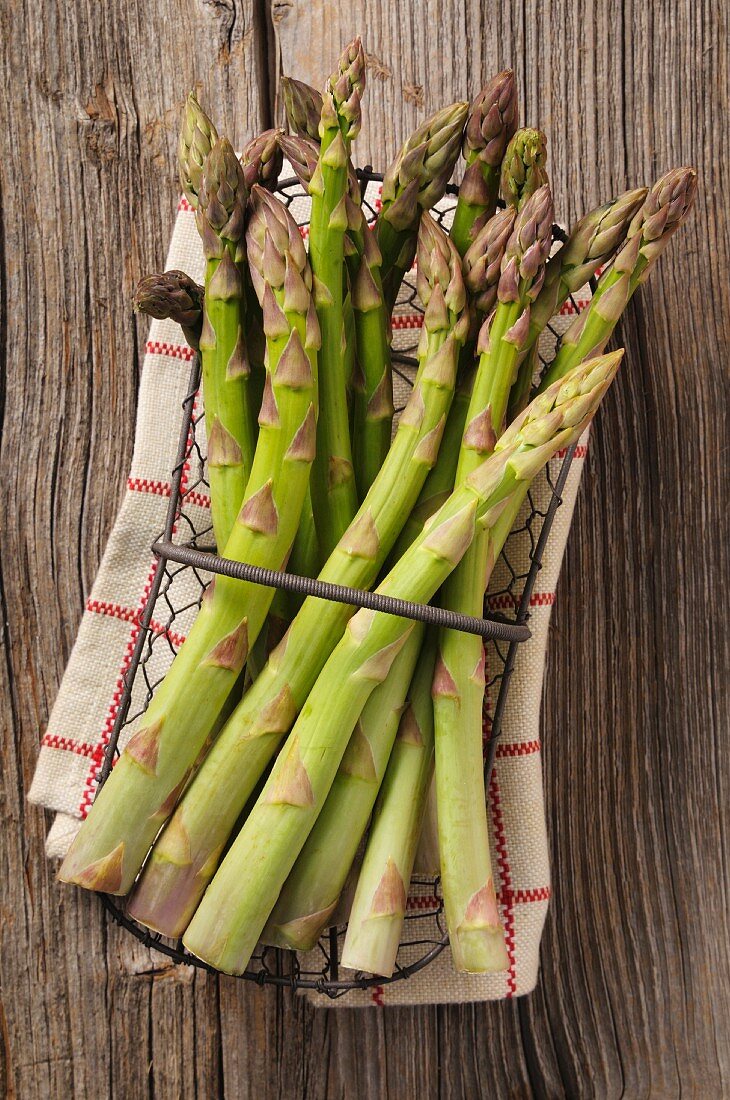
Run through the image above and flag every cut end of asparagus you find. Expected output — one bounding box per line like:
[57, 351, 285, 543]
[463, 69, 518, 171]
[241, 128, 285, 192]
[500, 127, 549, 211]
[127, 854, 208, 940]
[281, 76, 323, 141]
[178, 92, 219, 209]
[133, 270, 204, 347]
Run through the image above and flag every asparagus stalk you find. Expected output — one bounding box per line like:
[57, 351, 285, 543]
[413, 776, 440, 875]
[389, 205, 517, 561]
[281, 76, 323, 141]
[59, 188, 319, 895]
[307, 37, 366, 556]
[487, 166, 698, 562]
[279, 130, 389, 532]
[341, 631, 438, 976]
[178, 92, 218, 208]
[377, 101, 469, 309]
[262, 623, 424, 950]
[183, 352, 621, 974]
[507, 186, 648, 417]
[450, 71, 518, 257]
[133, 270, 204, 349]
[126, 215, 468, 937]
[397, 187, 650, 554]
[195, 138, 258, 550]
[241, 128, 285, 192]
[542, 167, 698, 386]
[500, 128, 549, 210]
[350, 213, 394, 497]
[434, 185, 554, 973]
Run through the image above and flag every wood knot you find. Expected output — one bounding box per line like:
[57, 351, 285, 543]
[77, 82, 119, 165]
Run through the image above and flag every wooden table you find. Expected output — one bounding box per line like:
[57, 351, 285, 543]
[2, 3, 727, 1096]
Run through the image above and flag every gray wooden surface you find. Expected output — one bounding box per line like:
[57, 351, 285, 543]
[1, 2, 728, 1096]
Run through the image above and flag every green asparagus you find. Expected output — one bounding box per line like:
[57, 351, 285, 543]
[507, 186, 648, 417]
[262, 623, 424, 950]
[241, 128, 285, 192]
[125, 214, 468, 937]
[450, 71, 518, 257]
[542, 167, 698, 386]
[307, 37, 366, 556]
[195, 138, 257, 550]
[500, 128, 548, 210]
[281, 76, 323, 141]
[59, 187, 319, 896]
[133, 270, 204, 350]
[377, 102, 469, 309]
[178, 92, 218, 208]
[182, 352, 621, 975]
[341, 631, 438, 976]
[434, 184, 554, 973]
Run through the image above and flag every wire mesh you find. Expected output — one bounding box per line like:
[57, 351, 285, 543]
[96, 169, 588, 997]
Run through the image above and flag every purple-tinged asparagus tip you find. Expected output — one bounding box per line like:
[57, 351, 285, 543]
[464, 69, 518, 169]
[281, 76, 324, 141]
[241, 128, 285, 192]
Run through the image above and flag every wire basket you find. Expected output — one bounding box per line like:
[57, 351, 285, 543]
[97, 169, 587, 999]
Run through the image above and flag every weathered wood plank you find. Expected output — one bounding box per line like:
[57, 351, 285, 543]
[0, 2, 267, 1097]
[1, 0, 728, 1097]
[274, 2, 730, 1098]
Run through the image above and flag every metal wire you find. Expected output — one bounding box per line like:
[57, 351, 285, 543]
[152, 536, 531, 642]
[95, 167, 588, 997]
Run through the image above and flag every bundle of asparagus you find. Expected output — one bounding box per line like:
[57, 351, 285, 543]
[59, 38, 697, 982]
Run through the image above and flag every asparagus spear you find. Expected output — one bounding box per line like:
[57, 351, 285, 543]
[341, 631, 438, 976]
[395, 187, 649, 555]
[279, 131, 393, 514]
[350, 212, 394, 497]
[450, 71, 518, 257]
[389, 205, 517, 561]
[487, 166, 698, 566]
[500, 127, 549, 210]
[126, 215, 468, 937]
[542, 167, 698, 386]
[183, 352, 621, 974]
[241, 128, 285, 192]
[281, 76, 323, 141]
[434, 185, 554, 973]
[133, 270, 204, 349]
[507, 186, 648, 417]
[195, 138, 258, 550]
[263, 623, 424, 950]
[59, 188, 319, 895]
[306, 37, 366, 556]
[377, 102, 469, 309]
[178, 92, 218, 208]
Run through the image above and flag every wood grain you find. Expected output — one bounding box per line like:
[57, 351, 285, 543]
[1, 1, 728, 1096]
